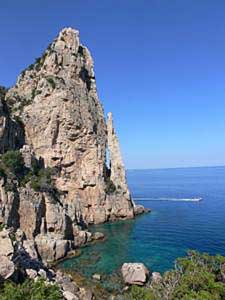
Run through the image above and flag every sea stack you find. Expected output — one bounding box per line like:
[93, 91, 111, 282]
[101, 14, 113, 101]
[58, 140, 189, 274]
[0, 28, 136, 261]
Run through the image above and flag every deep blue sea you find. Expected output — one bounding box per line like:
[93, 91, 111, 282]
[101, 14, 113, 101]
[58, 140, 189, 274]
[59, 166, 225, 285]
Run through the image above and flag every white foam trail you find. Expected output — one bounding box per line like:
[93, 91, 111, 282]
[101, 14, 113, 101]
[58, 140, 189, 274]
[133, 197, 202, 202]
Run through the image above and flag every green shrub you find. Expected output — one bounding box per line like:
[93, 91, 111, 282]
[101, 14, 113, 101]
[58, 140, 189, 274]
[11, 95, 33, 114]
[13, 115, 23, 125]
[1, 150, 25, 177]
[34, 57, 44, 72]
[27, 63, 35, 71]
[30, 167, 53, 192]
[35, 89, 42, 96]
[4, 182, 15, 192]
[0, 167, 6, 178]
[105, 179, 116, 194]
[127, 285, 153, 300]
[103, 164, 116, 194]
[0, 223, 6, 231]
[31, 87, 42, 99]
[171, 251, 225, 300]
[46, 77, 56, 89]
[0, 150, 55, 192]
[126, 251, 225, 300]
[0, 278, 61, 300]
[31, 89, 36, 99]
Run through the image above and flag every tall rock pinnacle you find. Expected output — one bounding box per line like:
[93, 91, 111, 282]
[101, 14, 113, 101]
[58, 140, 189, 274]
[0, 26, 135, 242]
[107, 112, 131, 200]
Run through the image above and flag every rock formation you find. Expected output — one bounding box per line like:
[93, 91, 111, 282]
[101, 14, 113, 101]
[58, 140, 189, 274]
[107, 112, 131, 200]
[0, 27, 144, 262]
[0, 86, 24, 153]
[121, 262, 150, 286]
[0, 227, 94, 300]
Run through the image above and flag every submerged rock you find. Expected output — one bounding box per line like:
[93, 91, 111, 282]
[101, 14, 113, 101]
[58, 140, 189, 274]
[121, 263, 149, 286]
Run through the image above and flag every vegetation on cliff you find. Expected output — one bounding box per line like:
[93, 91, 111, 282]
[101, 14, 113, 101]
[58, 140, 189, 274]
[0, 278, 61, 300]
[0, 149, 54, 192]
[1, 251, 225, 300]
[0, 150, 25, 178]
[126, 251, 225, 300]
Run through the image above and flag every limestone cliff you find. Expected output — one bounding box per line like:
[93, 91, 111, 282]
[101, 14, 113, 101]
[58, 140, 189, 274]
[0, 28, 137, 261]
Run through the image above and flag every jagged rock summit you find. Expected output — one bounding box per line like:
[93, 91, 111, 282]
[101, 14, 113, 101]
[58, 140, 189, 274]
[0, 27, 142, 262]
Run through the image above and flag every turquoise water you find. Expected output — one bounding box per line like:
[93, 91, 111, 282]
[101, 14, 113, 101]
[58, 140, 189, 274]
[59, 167, 225, 281]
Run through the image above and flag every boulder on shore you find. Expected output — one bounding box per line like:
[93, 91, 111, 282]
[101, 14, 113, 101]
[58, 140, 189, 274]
[0, 255, 15, 280]
[35, 234, 70, 262]
[121, 263, 149, 286]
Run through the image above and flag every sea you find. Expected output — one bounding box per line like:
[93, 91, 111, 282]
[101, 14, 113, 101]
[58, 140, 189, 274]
[58, 166, 225, 288]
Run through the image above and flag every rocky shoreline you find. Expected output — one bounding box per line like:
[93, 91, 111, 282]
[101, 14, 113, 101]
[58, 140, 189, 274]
[0, 217, 155, 300]
[0, 226, 101, 300]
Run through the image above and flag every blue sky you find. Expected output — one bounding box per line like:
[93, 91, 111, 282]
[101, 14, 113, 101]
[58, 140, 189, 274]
[1, 1, 225, 169]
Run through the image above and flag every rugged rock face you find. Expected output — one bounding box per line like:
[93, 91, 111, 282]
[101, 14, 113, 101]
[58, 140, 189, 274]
[0, 27, 139, 261]
[0, 86, 24, 153]
[5, 27, 134, 224]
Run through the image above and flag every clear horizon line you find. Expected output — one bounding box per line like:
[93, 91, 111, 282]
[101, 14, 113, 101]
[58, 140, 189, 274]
[126, 164, 225, 171]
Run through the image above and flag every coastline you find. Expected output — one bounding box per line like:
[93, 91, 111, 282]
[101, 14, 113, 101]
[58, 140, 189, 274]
[55, 211, 151, 294]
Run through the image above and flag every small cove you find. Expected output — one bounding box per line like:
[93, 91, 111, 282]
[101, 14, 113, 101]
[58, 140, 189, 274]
[58, 167, 225, 291]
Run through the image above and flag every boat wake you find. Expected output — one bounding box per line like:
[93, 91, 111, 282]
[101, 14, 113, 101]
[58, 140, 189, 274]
[133, 197, 203, 202]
